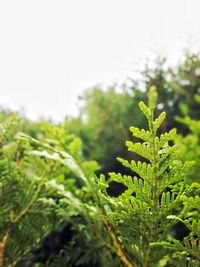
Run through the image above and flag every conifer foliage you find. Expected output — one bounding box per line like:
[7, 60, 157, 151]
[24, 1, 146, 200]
[96, 87, 199, 266]
[0, 88, 199, 267]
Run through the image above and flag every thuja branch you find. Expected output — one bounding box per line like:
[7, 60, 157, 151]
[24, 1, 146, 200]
[0, 184, 43, 267]
[11, 183, 42, 224]
[100, 86, 193, 266]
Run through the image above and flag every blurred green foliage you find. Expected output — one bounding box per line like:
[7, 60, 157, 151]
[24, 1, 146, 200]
[62, 53, 200, 180]
[66, 86, 146, 173]
[174, 92, 200, 183]
[0, 86, 199, 266]
[1, 52, 200, 179]
[0, 114, 115, 267]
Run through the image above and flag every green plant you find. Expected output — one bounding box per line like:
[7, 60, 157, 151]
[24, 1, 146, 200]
[0, 117, 55, 266]
[0, 118, 113, 267]
[95, 86, 199, 266]
[67, 86, 145, 173]
[63, 53, 200, 176]
[175, 93, 200, 183]
[0, 88, 199, 267]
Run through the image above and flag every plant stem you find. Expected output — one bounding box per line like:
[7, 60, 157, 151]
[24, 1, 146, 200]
[0, 233, 9, 267]
[143, 238, 152, 267]
[101, 209, 134, 267]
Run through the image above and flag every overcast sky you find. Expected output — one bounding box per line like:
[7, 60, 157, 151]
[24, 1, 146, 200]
[0, 0, 200, 121]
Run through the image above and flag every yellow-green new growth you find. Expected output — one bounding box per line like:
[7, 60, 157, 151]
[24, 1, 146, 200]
[98, 87, 195, 267]
[148, 85, 158, 110]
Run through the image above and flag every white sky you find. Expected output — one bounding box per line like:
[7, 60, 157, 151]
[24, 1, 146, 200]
[0, 0, 200, 121]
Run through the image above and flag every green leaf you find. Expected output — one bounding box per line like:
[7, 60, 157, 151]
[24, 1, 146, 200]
[153, 112, 166, 131]
[139, 101, 151, 119]
[148, 85, 158, 110]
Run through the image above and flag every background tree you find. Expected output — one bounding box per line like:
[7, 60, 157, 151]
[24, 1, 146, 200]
[64, 52, 200, 177]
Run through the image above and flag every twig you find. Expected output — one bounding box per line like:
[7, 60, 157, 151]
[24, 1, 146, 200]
[101, 209, 134, 267]
[0, 233, 9, 267]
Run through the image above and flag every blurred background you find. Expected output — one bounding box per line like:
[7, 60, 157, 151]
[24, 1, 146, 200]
[0, 0, 200, 182]
[0, 0, 200, 120]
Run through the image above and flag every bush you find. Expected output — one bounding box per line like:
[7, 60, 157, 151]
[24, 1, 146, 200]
[0, 87, 199, 267]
